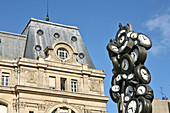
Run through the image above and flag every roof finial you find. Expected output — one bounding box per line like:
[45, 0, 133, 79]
[46, 0, 49, 21]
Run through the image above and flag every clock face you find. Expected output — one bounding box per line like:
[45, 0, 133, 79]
[124, 96, 130, 102]
[138, 34, 151, 45]
[121, 59, 129, 71]
[137, 85, 146, 95]
[117, 33, 127, 47]
[140, 69, 149, 81]
[127, 100, 138, 113]
[120, 34, 126, 44]
[138, 33, 152, 50]
[125, 85, 134, 97]
[135, 65, 151, 84]
[107, 43, 118, 56]
[130, 48, 139, 63]
[127, 32, 132, 38]
[117, 29, 126, 38]
[137, 96, 149, 113]
[111, 45, 119, 52]
[109, 88, 120, 103]
[112, 85, 120, 92]
[130, 32, 138, 40]
[128, 73, 135, 80]
[116, 74, 122, 82]
[138, 100, 143, 113]
[122, 74, 128, 79]
[120, 54, 134, 74]
[120, 41, 128, 52]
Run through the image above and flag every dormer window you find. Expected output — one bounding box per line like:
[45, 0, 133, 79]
[57, 48, 68, 60]
[37, 29, 43, 36]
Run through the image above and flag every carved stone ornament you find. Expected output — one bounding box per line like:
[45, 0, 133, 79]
[26, 71, 37, 83]
[38, 104, 46, 111]
[18, 102, 26, 108]
[84, 109, 91, 113]
[89, 79, 100, 92]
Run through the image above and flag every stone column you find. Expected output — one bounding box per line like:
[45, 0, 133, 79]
[57, 108, 60, 113]
[67, 78, 71, 92]
[68, 109, 71, 113]
[83, 75, 88, 93]
[18, 102, 26, 113]
[38, 68, 45, 87]
[56, 76, 60, 90]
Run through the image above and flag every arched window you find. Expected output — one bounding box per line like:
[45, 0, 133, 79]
[52, 107, 75, 113]
[0, 104, 7, 113]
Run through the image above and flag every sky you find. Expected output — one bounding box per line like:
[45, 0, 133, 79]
[0, 0, 170, 113]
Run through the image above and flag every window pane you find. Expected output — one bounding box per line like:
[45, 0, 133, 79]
[61, 78, 66, 91]
[71, 80, 77, 92]
[0, 105, 7, 113]
[1, 73, 9, 86]
[57, 49, 68, 60]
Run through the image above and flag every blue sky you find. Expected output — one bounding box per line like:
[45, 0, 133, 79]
[0, 0, 170, 113]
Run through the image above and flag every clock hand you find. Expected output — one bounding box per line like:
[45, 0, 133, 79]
[139, 89, 143, 93]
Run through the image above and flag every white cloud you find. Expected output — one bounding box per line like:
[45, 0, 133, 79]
[145, 11, 170, 55]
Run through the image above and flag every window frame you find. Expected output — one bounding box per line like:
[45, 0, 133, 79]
[1, 73, 9, 86]
[71, 80, 77, 93]
[57, 48, 68, 60]
[60, 78, 66, 91]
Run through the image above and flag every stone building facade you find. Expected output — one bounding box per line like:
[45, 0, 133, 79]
[0, 18, 109, 113]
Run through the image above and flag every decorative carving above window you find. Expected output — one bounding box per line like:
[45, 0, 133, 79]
[44, 41, 79, 65]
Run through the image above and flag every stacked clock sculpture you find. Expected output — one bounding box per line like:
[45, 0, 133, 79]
[107, 23, 154, 113]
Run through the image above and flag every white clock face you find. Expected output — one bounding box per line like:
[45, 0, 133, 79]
[112, 85, 120, 92]
[128, 73, 135, 80]
[124, 96, 130, 102]
[141, 69, 148, 81]
[118, 29, 126, 37]
[127, 32, 132, 38]
[120, 41, 128, 51]
[139, 101, 143, 113]
[138, 34, 151, 45]
[130, 48, 139, 63]
[131, 32, 138, 39]
[122, 74, 127, 79]
[116, 74, 122, 82]
[137, 86, 146, 95]
[127, 100, 137, 113]
[122, 59, 129, 70]
[125, 86, 134, 97]
[119, 35, 125, 44]
[111, 45, 119, 52]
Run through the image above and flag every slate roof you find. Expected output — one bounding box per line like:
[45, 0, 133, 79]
[0, 18, 95, 69]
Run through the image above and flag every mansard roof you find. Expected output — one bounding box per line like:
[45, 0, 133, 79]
[0, 18, 95, 69]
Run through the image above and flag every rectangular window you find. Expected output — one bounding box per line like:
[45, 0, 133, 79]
[61, 78, 66, 91]
[29, 111, 34, 113]
[71, 80, 77, 92]
[1, 73, 9, 86]
[49, 77, 56, 89]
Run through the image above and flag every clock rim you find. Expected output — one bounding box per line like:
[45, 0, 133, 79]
[137, 33, 152, 50]
[125, 98, 139, 113]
